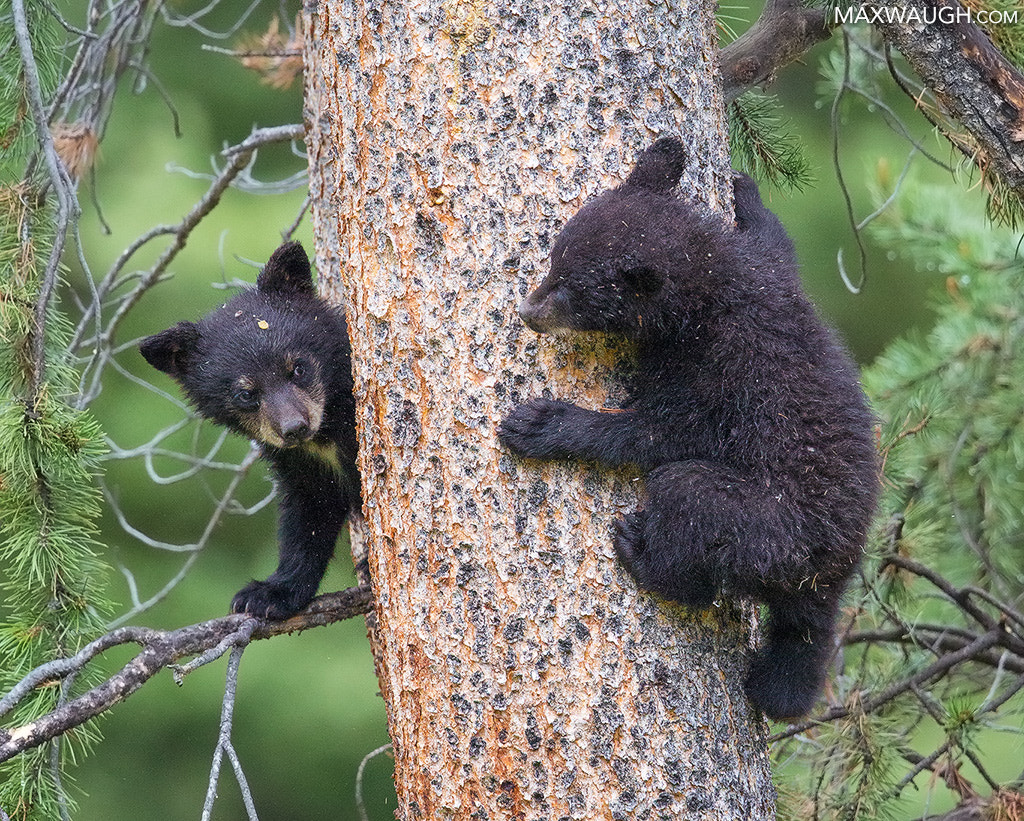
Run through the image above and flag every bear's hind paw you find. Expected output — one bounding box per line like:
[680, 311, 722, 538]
[613, 512, 647, 569]
[744, 648, 824, 721]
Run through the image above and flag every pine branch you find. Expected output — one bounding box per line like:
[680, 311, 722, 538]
[728, 92, 813, 189]
[772, 626, 1007, 742]
[0, 585, 373, 764]
[846, 627, 1024, 674]
[10, 0, 80, 401]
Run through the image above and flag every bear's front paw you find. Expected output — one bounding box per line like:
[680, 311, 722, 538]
[498, 398, 577, 460]
[231, 579, 313, 620]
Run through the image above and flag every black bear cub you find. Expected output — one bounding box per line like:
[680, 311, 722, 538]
[141, 242, 359, 619]
[499, 139, 879, 720]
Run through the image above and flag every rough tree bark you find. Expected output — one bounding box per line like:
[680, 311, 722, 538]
[303, 0, 774, 818]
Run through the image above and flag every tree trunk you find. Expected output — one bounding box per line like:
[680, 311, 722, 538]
[303, 1, 775, 818]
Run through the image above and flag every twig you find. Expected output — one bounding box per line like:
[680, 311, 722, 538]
[0, 626, 157, 719]
[829, 28, 869, 295]
[173, 618, 258, 683]
[105, 444, 264, 627]
[201, 643, 259, 821]
[355, 743, 393, 821]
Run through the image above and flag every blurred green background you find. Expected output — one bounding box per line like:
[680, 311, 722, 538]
[55, 0, 988, 818]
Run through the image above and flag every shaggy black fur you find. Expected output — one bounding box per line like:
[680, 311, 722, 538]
[141, 242, 359, 619]
[499, 138, 879, 720]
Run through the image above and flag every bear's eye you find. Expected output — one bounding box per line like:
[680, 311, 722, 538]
[234, 388, 258, 408]
[291, 359, 309, 382]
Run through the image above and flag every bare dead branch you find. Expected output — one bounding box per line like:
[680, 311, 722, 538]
[201, 645, 259, 821]
[720, 0, 835, 103]
[0, 585, 373, 764]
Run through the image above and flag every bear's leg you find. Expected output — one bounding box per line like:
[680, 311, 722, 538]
[614, 459, 811, 608]
[744, 588, 843, 720]
[613, 509, 718, 608]
[731, 173, 798, 267]
[232, 460, 349, 619]
[612, 460, 782, 608]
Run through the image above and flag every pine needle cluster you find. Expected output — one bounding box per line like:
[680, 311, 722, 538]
[0, 5, 112, 819]
[728, 92, 814, 192]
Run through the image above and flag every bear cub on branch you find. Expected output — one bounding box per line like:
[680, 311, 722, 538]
[141, 242, 360, 620]
[499, 138, 879, 720]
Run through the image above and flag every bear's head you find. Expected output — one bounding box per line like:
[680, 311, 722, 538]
[140, 241, 340, 450]
[518, 137, 724, 338]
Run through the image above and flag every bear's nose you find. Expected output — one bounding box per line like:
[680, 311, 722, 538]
[519, 290, 566, 334]
[280, 417, 311, 444]
[518, 293, 552, 333]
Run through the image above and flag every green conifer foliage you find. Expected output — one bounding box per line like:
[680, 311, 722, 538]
[0, 5, 112, 819]
[728, 92, 813, 192]
[778, 187, 1024, 818]
[867, 189, 1024, 589]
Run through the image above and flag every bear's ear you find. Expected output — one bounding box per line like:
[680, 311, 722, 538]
[622, 264, 663, 297]
[257, 241, 316, 296]
[625, 137, 686, 194]
[140, 321, 201, 378]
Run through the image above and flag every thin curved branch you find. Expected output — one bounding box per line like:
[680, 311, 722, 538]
[0, 585, 373, 764]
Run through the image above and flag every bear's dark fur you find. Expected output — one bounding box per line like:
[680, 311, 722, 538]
[140, 242, 359, 619]
[499, 139, 879, 720]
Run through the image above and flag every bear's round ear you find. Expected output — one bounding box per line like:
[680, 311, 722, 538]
[257, 241, 316, 295]
[140, 321, 201, 378]
[625, 137, 687, 194]
[622, 264, 663, 297]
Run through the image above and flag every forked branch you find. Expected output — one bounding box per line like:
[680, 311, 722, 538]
[0, 585, 373, 764]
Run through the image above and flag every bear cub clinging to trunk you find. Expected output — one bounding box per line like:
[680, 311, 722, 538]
[499, 138, 879, 720]
[141, 242, 359, 620]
